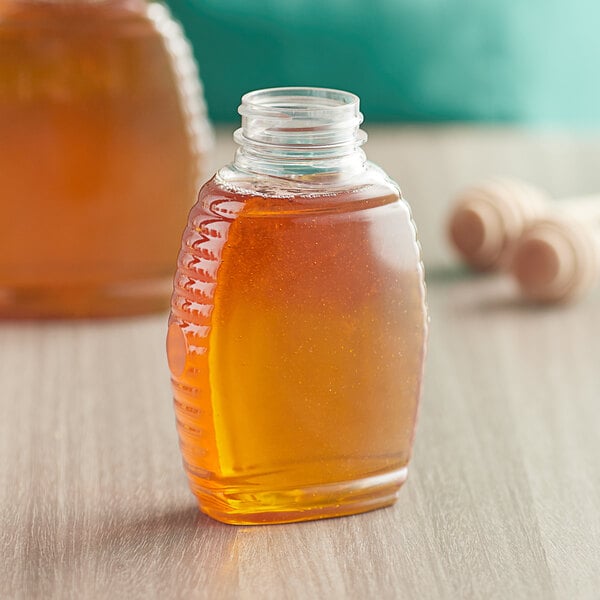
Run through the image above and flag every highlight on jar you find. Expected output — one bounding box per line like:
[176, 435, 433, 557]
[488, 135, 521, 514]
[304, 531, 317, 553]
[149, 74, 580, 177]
[166, 87, 429, 525]
[0, 0, 212, 318]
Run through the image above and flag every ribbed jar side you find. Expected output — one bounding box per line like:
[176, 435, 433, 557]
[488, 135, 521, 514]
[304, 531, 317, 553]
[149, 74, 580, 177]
[167, 190, 245, 488]
[148, 2, 213, 187]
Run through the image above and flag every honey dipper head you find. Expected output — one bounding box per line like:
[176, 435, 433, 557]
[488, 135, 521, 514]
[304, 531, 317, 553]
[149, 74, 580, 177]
[448, 179, 547, 270]
[510, 217, 600, 303]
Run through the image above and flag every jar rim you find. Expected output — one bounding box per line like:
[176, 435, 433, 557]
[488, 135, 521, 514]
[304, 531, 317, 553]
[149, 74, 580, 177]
[238, 87, 361, 119]
[234, 87, 367, 176]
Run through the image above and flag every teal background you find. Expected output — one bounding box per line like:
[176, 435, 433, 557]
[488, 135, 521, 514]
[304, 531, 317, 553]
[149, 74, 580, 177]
[164, 0, 600, 125]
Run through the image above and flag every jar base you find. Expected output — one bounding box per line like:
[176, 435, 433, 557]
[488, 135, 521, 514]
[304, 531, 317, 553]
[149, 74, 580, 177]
[0, 276, 173, 319]
[192, 467, 408, 525]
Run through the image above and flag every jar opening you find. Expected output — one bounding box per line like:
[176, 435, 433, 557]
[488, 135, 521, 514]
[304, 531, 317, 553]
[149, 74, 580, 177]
[233, 87, 367, 179]
[239, 87, 362, 119]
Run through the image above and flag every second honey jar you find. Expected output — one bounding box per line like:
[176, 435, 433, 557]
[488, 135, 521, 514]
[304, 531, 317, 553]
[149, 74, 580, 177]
[0, 0, 211, 317]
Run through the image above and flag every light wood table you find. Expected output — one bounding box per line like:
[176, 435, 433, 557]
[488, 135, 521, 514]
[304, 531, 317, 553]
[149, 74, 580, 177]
[2, 127, 600, 599]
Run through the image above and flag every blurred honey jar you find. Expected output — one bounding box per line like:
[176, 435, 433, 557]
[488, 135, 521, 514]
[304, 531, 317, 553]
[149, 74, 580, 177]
[0, 0, 211, 317]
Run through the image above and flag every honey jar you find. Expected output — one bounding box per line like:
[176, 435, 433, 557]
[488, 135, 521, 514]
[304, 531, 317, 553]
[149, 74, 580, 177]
[167, 87, 427, 524]
[0, 0, 211, 317]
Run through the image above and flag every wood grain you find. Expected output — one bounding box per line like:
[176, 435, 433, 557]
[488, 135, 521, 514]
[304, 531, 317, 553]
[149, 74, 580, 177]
[2, 127, 600, 599]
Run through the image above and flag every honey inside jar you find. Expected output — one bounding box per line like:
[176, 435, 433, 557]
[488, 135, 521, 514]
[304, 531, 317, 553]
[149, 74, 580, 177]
[0, 0, 210, 317]
[168, 176, 427, 524]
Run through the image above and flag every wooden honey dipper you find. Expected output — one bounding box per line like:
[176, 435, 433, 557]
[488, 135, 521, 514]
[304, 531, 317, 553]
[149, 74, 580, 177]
[448, 178, 547, 271]
[448, 179, 600, 302]
[510, 200, 600, 302]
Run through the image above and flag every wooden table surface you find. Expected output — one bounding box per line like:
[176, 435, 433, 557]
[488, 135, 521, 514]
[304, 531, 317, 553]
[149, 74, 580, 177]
[2, 127, 600, 599]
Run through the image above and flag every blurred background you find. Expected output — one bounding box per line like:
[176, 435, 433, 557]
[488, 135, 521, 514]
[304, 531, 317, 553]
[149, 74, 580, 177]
[3, 0, 600, 317]
[167, 0, 600, 127]
[157, 0, 600, 274]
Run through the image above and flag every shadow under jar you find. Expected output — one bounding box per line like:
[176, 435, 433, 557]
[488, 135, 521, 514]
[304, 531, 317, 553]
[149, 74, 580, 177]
[167, 87, 428, 525]
[0, 0, 211, 317]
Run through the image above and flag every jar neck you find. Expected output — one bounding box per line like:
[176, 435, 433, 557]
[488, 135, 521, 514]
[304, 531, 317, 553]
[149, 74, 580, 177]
[232, 87, 368, 178]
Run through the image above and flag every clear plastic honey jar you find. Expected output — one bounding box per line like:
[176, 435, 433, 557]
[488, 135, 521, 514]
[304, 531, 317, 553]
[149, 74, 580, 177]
[167, 87, 427, 524]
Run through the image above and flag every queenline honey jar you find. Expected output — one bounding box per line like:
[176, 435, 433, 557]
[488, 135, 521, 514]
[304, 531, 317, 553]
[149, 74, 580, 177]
[0, 0, 211, 317]
[167, 87, 427, 524]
